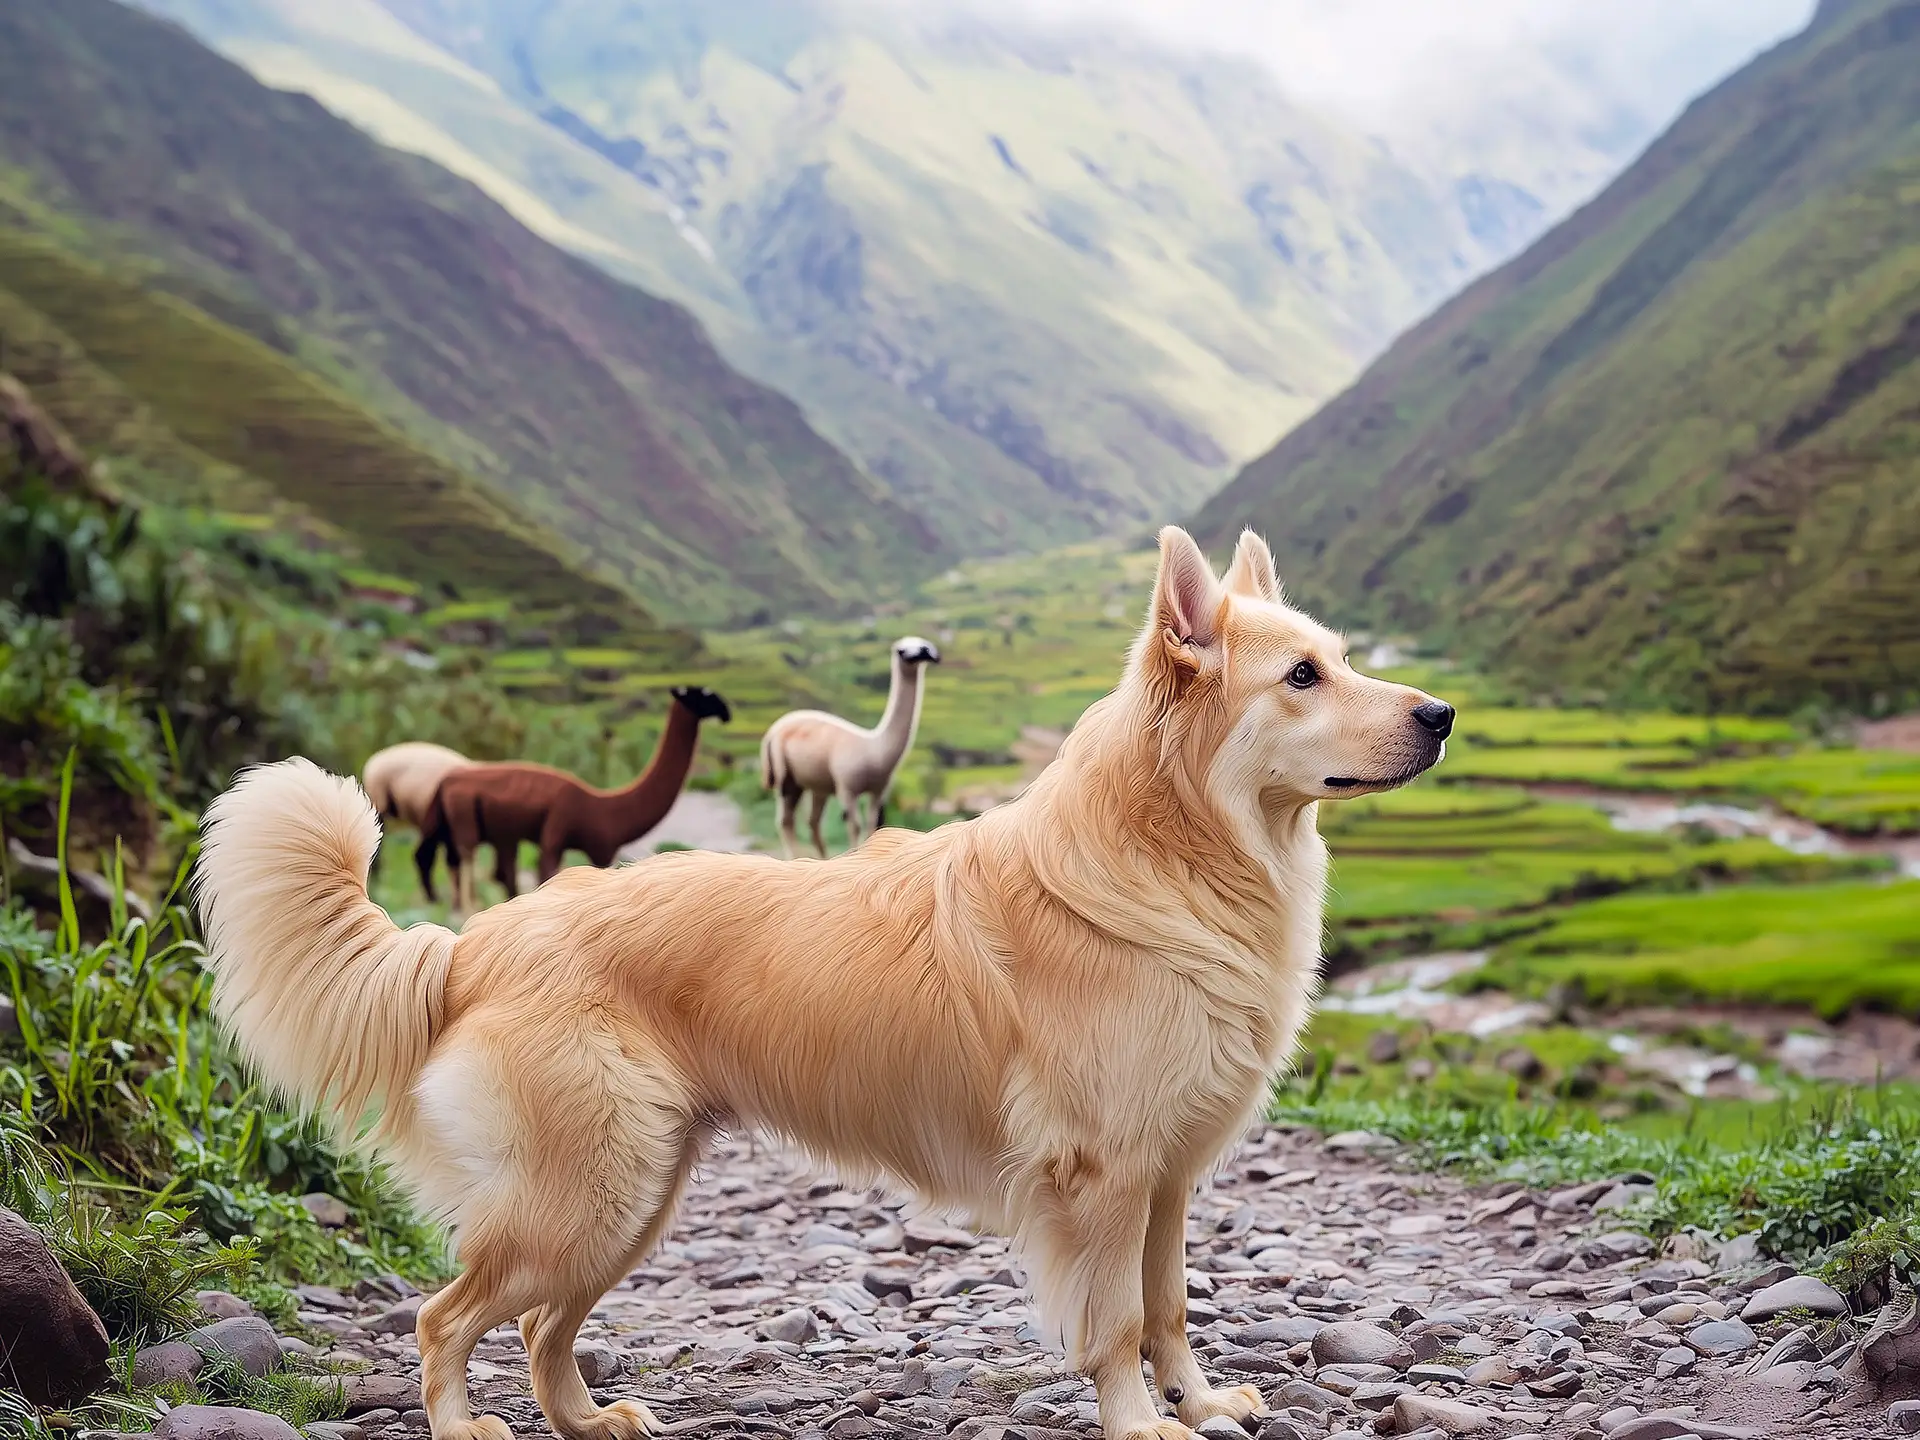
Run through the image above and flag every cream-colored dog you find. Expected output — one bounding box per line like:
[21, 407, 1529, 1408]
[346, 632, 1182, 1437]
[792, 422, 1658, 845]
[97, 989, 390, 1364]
[194, 528, 1453, 1440]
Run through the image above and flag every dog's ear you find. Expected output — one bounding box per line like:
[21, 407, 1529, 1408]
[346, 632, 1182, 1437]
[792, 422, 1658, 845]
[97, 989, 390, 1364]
[1223, 529, 1281, 603]
[1146, 527, 1226, 698]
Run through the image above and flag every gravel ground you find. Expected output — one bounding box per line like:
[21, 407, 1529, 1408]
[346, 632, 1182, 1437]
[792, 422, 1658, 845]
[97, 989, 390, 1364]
[266, 1125, 1897, 1440]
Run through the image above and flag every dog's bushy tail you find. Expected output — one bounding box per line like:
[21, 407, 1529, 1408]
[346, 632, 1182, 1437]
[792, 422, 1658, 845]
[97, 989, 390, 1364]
[195, 758, 455, 1142]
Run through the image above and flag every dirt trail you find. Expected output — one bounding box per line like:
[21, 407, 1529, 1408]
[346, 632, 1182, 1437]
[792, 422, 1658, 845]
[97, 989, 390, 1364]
[306, 1126, 1881, 1439]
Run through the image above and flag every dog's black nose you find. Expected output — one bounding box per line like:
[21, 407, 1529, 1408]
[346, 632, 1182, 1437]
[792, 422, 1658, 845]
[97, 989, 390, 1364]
[1412, 700, 1454, 738]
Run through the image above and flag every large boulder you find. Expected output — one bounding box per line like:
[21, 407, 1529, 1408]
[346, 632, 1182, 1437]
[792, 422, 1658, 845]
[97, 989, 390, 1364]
[0, 1206, 111, 1406]
[153, 1406, 300, 1440]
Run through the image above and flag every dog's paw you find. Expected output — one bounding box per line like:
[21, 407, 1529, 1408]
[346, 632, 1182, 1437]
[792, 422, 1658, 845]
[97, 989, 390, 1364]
[1120, 1421, 1197, 1440]
[1175, 1382, 1263, 1428]
[558, 1399, 658, 1440]
[440, 1418, 513, 1440]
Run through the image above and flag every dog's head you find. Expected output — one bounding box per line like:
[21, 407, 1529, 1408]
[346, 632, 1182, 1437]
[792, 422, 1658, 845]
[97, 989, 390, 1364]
[1130, 526, 1452, 804]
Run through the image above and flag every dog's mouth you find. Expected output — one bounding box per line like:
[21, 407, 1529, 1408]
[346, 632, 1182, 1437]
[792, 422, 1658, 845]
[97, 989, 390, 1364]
[1324, 762, 1434, 793]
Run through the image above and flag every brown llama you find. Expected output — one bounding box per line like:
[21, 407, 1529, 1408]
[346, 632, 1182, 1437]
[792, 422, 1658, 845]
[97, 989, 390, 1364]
[419, 685, 731, 915]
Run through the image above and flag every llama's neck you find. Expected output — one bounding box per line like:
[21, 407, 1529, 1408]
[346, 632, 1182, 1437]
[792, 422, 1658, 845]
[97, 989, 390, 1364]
[596, 701, 702, 848]
[872, 657, 925, 761]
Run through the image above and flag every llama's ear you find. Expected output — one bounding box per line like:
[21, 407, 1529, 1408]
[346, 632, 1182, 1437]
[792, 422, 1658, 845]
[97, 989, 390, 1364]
[1223, 529, 1281, 603]
[1152, 526, 1224, 650]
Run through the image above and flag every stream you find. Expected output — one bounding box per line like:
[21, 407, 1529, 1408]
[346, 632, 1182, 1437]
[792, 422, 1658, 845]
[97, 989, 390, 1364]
[1526, 782, 1920, 878]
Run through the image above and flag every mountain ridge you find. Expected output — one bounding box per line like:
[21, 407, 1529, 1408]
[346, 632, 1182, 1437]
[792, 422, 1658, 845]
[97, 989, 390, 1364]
[1193, 0, 1920, 714]
[0, 0, 945, 627]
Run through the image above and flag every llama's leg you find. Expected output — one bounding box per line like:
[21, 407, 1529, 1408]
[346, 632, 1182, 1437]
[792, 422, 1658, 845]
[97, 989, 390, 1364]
[1025, 1163, 1183, 1440]
[805, 790, 829, 860]
[775, 784, 800, 861]
[837, 786, 864, 851]
[415, 835, 440, 904]
[492, 843, 518, 901]
[519, 1131, 699, 1439]
[1142, 1173, 1261, 1427]
[447, 849, 470, 921]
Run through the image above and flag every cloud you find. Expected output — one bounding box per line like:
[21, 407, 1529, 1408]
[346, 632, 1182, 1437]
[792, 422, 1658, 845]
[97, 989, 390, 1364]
[867, 0, 1818, 163]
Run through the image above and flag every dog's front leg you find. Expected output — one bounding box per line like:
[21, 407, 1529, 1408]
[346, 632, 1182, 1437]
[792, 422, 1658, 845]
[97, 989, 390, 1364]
[1029, 1165, 1192, 1440]
[1142, 1173, 1262, 1430]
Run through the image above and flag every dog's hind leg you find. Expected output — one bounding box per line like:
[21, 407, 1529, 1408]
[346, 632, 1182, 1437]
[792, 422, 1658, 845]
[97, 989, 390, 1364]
[1025, 1163, 1188, 1440]
[415, 1237, 538, 1440]
[520, 1129, 700, 1439]
[1141, 1172, 1261, 1429]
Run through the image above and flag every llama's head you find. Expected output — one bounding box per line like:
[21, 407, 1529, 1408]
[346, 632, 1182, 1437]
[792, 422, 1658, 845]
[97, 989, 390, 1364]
[1126, 526, 1453, 806]
[894, 636, 941, 667]
[670, 685, 733, 723]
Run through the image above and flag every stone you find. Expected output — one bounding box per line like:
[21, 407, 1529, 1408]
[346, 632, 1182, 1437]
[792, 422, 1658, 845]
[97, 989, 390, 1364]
[1713, 1234, 1762, 1271]
[1737, 1274, 1846, 1322]
[1741, 1325, 1818, 1376]
[1653, 1346, 1695, 1379]
[1367, 1030, 1402, 1064]
[1310, 1321, 1415, 1371]
[1685, 1319, 1757, 1359]
[1462, 1357, 1518, 1387]
[860, 1268, 914, 1303]
[276, 1337, 319, 1360]
[133, 1339, 207, 1386]
[297, 1193, 350, 1228]
[304, 1425, 367, 1440]
[1270, 1380, 1339, 1415]
[1196, 1419, 1248, 1440]
[573, 1341, 622, 1386]
[1890, 1400, 1920, 1435]
[1494, 1047, 1543, 1081]
[1524, 1370, 1581, 1398]
[1387, 1215, 1447, 1238]
[1850, 1295, 1920, 1386]
[1751, 1359, 1819, 1392]
[1389, 1395, 1499, 1435]
[1582, 1231, 1654, 1264]
[1255, 1419, 1309, 1440]
[758, 1307, 820, 1345]
[152, 1406, 301, 1440]
[341, 1374, 422, 1416]
[359, 1295, 424, 1336]
[1348, 1382, 1412, 1410]
[1324, 1131, 1391, 1154]
[1604, 1421, 1761, 1440]
[1597, 1407, 1640, 1433]
[1407, 1363, 1465, 1383]
[195, 1291, 255, 1320]
[0, 1209, 112, 1409]
[293, 1284, 352, 1312]
[1593, 1184, 1655, 1214]
[1233, 1316, 1324, 1347]
[902, 1218, 976, 1253]
[803, 1224, 865, 1251]
[186, 1316, 282, 1377]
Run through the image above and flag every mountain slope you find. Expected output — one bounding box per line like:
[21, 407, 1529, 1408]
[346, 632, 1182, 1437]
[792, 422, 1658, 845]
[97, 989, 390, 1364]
[131, 0, 1564, 551]
[0, 0, 944, 626]
[1194, 0, 1920, 715]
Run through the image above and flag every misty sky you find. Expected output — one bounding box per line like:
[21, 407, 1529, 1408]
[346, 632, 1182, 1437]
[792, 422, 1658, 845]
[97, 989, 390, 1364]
[903, 0, 1819, 164]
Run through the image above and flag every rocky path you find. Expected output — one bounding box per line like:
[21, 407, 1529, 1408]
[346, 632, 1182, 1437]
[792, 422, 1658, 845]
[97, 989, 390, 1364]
[240, 1125, 1910, 1440]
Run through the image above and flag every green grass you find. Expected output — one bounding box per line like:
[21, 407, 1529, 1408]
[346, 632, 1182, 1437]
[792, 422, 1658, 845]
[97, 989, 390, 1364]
[1270, 1079, 1920, 1267]
[1476, 877, 1920, 1017]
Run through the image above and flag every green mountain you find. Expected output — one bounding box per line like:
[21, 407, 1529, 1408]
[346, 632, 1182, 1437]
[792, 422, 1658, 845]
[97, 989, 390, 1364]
[0, 0, 943, 627]
[128, 0, 1562, 553]
[1194, 0, 1920, 716]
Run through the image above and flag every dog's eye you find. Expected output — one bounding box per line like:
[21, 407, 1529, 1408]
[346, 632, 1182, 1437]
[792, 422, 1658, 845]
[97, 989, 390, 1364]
[1287, 660, 1319, 689]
